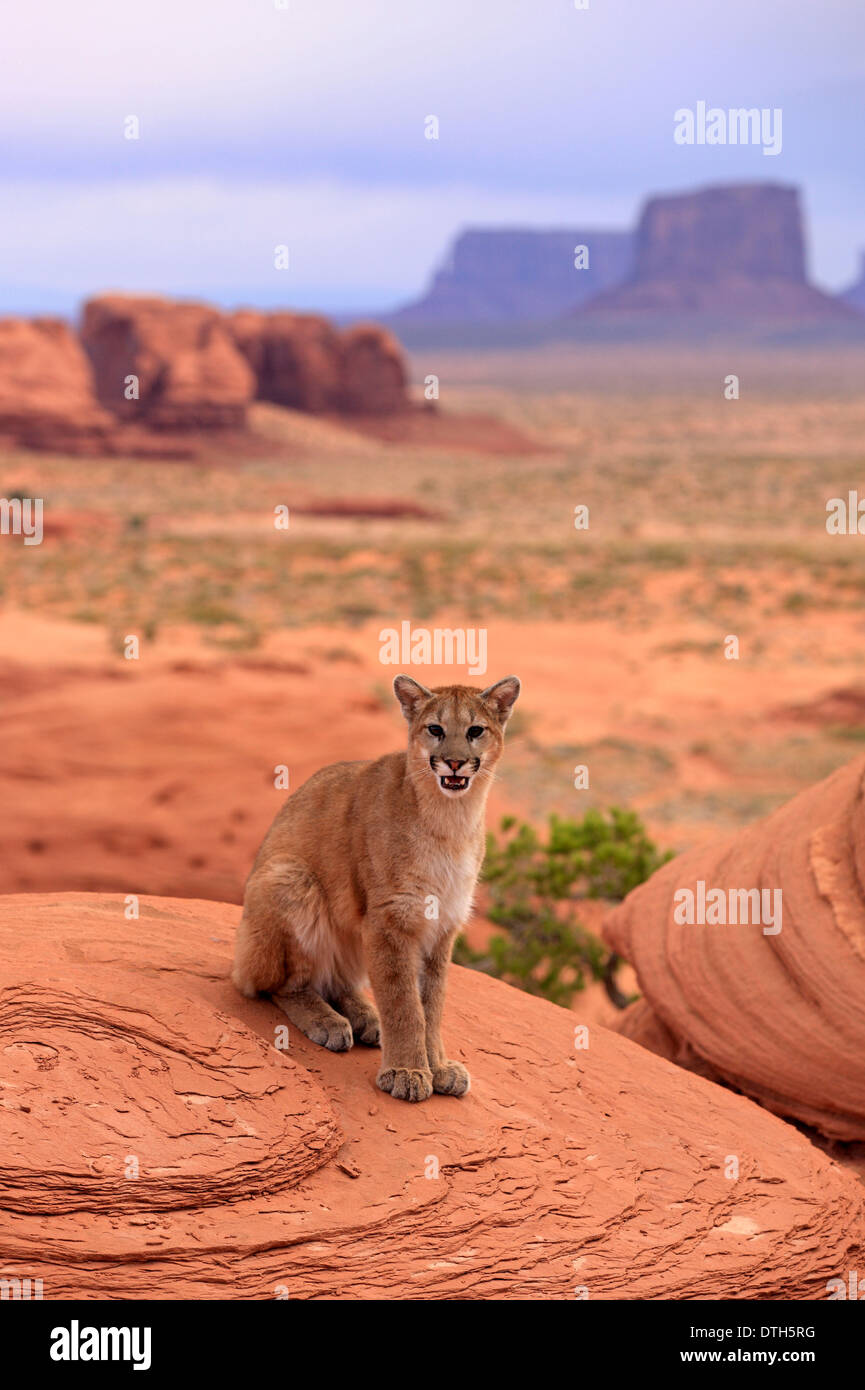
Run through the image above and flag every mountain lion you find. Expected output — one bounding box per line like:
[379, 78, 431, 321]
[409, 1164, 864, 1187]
[231, 673, 520, 1102]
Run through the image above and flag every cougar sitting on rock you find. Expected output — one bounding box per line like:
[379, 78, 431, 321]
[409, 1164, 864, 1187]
[231, 673, 520, 1102]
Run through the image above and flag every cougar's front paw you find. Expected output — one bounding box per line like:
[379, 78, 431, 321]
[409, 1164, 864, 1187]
[310, 1016, 353, 1052]
[432, 1061, 470, 1097]
[376, 1066, 433, 1103]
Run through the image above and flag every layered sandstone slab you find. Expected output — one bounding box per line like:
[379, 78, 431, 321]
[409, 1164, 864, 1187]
[0, 317, 115, 453]
[605, 756, 865, 1140]
[1, 893, 863, 1298]
[82, 295, 256, 431]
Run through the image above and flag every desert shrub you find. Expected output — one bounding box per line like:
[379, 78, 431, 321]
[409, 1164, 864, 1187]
[454, 807, 673, 1007]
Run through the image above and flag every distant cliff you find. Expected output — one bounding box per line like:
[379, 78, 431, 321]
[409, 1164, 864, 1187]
[841, 252, 865, 312]
[583, 183, 854, 319]
[392, 228, 634, 322]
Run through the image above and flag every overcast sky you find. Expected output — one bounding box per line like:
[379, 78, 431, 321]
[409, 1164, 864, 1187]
[2, 0, 863, 313]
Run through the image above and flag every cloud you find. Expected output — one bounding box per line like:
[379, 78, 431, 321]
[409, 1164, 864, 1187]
[1, 0, 862, 298]
[4, 0, 863, 188]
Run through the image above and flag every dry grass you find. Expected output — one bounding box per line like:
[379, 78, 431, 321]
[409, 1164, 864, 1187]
[3, 341, 865, 850]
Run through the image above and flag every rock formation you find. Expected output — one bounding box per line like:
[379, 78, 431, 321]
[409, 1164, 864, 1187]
[583, 183, 856, 319]
[0, 299, 409, 453]
[0, 318, 115, 454]
[392, 228, 634, 321]
[1, 892, 863, 1298]
[230, 311, 408, 415]
[81, 295, 256, 431]
[841, 252, 865, 312]
[338, 323, 407, 413]
[230, 310, 342, 413]
[604, 754, 865, 1140]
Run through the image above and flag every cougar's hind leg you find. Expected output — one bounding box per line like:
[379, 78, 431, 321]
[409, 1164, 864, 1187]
[235, 859, 353, 1052]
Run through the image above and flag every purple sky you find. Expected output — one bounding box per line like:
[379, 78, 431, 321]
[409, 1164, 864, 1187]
[2, 0, 863, 312]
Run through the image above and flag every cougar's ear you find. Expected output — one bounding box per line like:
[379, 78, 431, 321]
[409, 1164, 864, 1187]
[481, 675, 521, 723]
[393, 674, 433, 722]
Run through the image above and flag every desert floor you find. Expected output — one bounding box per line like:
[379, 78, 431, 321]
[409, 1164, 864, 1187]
[3, 342, 865, 1019]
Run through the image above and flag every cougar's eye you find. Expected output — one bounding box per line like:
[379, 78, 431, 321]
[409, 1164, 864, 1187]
[427, 724, 444, 738]
[467, 725, 485, 739]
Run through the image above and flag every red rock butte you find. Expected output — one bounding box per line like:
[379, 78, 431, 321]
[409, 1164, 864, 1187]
[82, 296, 410, 430]
[583, 183, 857, 320]
[0, 318, 115, 455]
[1, 893, 863, 1299]
[229, 310, 408, 415]
[0, 296, 412, 456]
[82, 295, 256, 431]
[605, 754, 865, 1140]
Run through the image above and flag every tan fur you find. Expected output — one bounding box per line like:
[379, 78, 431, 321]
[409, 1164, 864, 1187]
[232, 673, 520, 1102]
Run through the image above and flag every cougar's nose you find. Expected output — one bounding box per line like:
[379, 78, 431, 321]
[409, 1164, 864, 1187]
[445, 758, 465, 772]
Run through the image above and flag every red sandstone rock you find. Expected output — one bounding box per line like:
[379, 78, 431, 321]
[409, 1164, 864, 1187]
[604, 755, 865, 1140]
[1, 892, 863, 1299]
[773, 686, 865, 728]
[0, 317, 114, 453]
[231, 310, 343, 413]
[337, 323, 408, 414]
[231, 311, 409, 415]
[82, 295, 255, 431]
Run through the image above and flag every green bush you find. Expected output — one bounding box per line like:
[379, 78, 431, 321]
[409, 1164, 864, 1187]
[454, 808, 673, 1007]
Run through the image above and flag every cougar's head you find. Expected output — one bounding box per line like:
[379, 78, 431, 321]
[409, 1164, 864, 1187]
[393, 674, 521, 799]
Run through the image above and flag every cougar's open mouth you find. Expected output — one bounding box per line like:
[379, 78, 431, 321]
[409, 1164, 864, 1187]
[440, 773, 470, 793]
